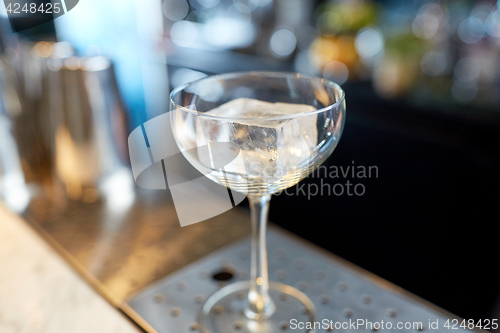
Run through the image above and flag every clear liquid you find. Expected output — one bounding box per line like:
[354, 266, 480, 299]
[205, 157, 330, 195]
[176, 99, 335, 195]
[181, 143, 334, 195]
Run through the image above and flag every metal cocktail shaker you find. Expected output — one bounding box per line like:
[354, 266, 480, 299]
[44, 54, 134, 207]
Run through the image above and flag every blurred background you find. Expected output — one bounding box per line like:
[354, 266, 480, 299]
[1, 0, 500, 327]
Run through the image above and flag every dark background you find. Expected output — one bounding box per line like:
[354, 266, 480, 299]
[269, 82, 500, 321]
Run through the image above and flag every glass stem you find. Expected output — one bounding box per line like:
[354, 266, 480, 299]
[245, 194, 276, 320]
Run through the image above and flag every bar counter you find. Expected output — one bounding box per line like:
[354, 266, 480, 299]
[0, 204, 140, 333]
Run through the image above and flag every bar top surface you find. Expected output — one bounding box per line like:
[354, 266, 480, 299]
[0, 204, 141, 333]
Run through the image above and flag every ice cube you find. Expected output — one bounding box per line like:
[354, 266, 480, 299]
[196, 98, 318, 180]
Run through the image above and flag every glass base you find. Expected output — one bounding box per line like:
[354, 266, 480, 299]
[199, 281, 316, 333]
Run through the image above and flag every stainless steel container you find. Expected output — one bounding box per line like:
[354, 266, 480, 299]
[0, 42, 69, 185]
[45, 55, 134, 206]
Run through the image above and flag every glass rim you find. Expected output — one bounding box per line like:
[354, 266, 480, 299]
[169, 71, 345, 121]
